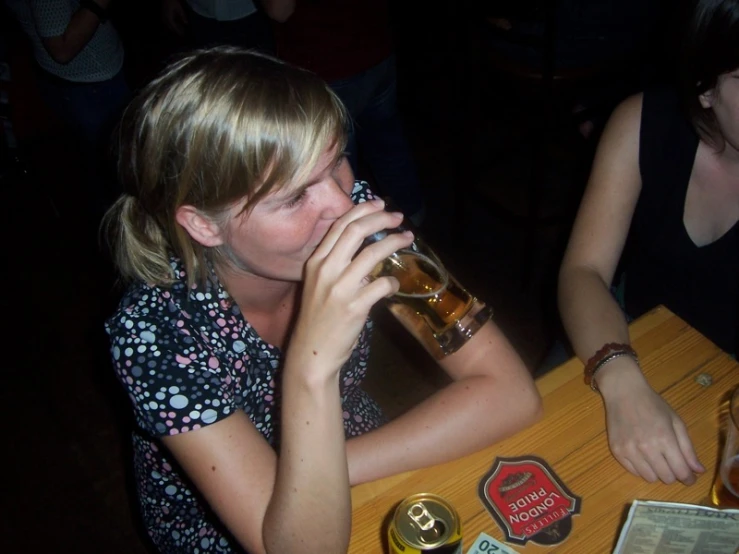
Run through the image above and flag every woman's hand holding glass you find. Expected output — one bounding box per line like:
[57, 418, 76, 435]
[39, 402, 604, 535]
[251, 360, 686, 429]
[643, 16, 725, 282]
[287, 199, 413, 377]
[597, 356, 705, 485]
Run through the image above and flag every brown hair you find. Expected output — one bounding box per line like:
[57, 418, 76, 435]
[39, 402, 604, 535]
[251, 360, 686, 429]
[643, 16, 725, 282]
[679, 0, 739, 148]
[103, 47, 348, 287]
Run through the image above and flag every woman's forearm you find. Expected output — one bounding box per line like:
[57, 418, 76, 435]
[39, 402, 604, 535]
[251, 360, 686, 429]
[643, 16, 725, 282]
[558, 266, 632, 362]
[263, 370, 350, 554]
[346, 372, 542, 485]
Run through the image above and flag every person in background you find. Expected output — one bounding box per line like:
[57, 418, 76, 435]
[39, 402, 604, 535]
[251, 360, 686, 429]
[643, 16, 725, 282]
[103, 47, 541, 554]
[262, 0, 426, 225]
[161, 0, 273, 52]
[558, 0, 738, 487]
[4, 0, 130, 220]
[483, 0, 664, 140]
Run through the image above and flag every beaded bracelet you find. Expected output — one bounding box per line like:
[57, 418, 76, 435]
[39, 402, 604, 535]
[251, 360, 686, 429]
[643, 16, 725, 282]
[584, 342, 639, 392]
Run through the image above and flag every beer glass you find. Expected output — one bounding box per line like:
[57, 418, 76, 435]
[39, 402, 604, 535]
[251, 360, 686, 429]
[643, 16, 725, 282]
[364, 216, 493, 359]
[710, 386, 739, 508]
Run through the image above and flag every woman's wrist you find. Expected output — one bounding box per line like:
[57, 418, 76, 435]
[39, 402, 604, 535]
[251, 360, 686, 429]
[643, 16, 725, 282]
[584, 342, 638, 390]
[283, 348, 343, 392]
[594, 356, 647, 401]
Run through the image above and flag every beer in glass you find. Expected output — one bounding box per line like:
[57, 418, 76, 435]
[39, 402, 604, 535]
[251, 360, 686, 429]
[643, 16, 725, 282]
[710, 386, 739, 508]
[365, 224, 492, 358]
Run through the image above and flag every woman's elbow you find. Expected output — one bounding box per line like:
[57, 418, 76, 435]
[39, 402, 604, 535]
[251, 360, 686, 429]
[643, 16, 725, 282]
[486, 376, 543, 433]
[42, 39, 76, 64]
[267, 10, 292, 23]
[529, 389, 544, 425]
[263, 3, 295, 23]
[519, 383, 544, 427]
[557, 261, 581, 298]
[50, 52, 75, 64]
[557, 264, 600, 309]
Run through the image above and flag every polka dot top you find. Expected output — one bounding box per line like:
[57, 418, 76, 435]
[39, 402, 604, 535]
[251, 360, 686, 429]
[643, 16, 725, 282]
[105, 181, 384, 553]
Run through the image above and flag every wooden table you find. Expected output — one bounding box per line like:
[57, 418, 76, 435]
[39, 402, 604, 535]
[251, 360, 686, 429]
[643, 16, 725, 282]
[349, 306, 739, 553]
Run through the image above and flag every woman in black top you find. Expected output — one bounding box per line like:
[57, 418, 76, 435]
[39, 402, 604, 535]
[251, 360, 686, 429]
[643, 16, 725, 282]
[558, 0, 738, 486]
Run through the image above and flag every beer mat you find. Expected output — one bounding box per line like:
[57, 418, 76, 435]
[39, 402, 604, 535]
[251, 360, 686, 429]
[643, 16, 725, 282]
[466, 532, 520, 554]
[477, 455, 581, 546]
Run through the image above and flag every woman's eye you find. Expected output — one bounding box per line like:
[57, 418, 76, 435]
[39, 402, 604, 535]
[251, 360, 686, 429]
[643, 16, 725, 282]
[284, 189, 308, 209]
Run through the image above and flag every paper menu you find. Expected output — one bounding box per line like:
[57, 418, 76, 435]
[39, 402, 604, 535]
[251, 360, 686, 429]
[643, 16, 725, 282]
[613, 500, 739, 554]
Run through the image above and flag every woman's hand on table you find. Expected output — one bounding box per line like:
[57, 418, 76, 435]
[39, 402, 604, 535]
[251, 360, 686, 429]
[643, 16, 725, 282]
[596, 357, 705, 485]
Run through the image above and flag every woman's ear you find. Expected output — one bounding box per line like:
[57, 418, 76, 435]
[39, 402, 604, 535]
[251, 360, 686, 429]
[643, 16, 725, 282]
[175, 205, 225, 247]
[699, 88, 715, 109]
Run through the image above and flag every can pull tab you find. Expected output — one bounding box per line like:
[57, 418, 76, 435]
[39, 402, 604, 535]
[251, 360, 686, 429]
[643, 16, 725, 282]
[408, 502, 435, 531]
[408, 502, 447, 545]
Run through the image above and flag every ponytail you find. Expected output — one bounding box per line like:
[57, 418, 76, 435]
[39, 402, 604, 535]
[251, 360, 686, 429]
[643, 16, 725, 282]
[102, 195, 177, 286]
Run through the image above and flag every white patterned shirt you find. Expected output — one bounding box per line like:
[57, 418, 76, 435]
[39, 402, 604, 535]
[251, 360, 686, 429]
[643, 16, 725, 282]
[5, 0, 123, 82]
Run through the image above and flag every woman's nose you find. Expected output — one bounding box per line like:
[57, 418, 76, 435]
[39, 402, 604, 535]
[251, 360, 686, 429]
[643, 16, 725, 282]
[320, 180, 355, 218]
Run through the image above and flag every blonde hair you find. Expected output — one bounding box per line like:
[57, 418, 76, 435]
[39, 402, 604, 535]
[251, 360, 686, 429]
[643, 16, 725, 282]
[103, 47, 348, 287]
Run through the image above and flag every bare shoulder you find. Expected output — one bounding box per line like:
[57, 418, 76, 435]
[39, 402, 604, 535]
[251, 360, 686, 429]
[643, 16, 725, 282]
[603, 92, 644, 140]
[616, 92, 644, 117]
[588, 92, 644, 191]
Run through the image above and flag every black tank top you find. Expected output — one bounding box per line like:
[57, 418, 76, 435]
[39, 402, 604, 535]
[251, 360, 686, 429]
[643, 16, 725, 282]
[623, 87, 738, 355]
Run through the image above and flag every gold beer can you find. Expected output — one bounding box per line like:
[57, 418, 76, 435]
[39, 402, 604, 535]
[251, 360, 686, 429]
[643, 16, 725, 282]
[388, 493, 463, 554]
